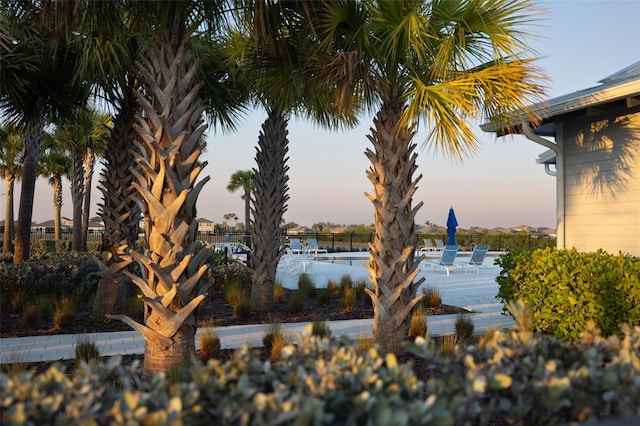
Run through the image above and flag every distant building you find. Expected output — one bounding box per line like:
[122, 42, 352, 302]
[483, 61, 640, 256]
[196, 218, 216, 234]
[288, 226, 311, 235]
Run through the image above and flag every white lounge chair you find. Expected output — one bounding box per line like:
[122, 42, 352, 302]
[456, 245, 490, 274]
[434, 239, 445, 251]
[427, 245, 459, 275]
[419, 239, 436, 252]
[289, 238, 304, 255]
[306, 238, 327, 258]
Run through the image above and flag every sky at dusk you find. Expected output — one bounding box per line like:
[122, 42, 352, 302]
[3, 0, 640, 230]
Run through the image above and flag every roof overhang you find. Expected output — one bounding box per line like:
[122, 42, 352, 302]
[481, 61, 640, 138]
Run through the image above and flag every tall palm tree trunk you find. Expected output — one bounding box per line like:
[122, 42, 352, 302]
[364, 89, 425, 353]
[243, 192, 251, 244]
[52, 175, 63, 240]
[14, 115, 45, 264]
[71, 151, 85, 251]
[249, 110, 290, 312]
[81, 147, 95, 251]
[92, 88, 140, 323]
[107, 33, 212, 377]
[3, 175, 15, 254]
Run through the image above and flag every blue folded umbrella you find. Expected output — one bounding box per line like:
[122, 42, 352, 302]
[446, 207, 458, 245]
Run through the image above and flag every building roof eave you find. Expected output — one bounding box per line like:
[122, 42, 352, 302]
[481, 63, 640, 136]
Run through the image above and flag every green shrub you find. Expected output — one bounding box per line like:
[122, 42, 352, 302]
[3, 318, 639, 425]
[496, 248, 640, 341]
[30, 239, 71, 254]
[0, 252, 99, 305]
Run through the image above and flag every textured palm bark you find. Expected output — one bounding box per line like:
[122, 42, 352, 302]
[52, 176, 62, 240]
[92, 90, 141, 323]
[107, 33, 212, 377]
[81, 147, 95, 251]
[3, 175, 15, 254]
[364, 88, 425, 353]
[71, 151, 84, 252]
[249, 111, 290, 312]
[14, 116, 45, 264]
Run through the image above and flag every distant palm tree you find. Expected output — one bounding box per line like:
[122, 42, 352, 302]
[0, 122, 24, 253]
[38, 132, 71, 240]
[318, 0, 546, 351]
[50, 108, 111, 252]
[0, 0, 90, 263]
[226, 170, 253, 236]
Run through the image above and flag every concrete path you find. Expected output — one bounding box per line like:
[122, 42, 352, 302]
[1, 254, 513, 364]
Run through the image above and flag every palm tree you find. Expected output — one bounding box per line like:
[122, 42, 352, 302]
[80, 111, 110, 251]
[91, 84, 142, 324]
[0, 0, 90, 263]
[0, 123, 24, 253]
[102, 1, 235, 377]
[61, 0, 146, 323]
[49, 108, 110, 252]
[232, 1, 359, 312]
[318, 0, 546, 352]
[38, 132, 71, 240]
[226, 169, 253, 236]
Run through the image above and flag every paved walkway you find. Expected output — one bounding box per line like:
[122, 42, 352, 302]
[1, 254, 513, 364]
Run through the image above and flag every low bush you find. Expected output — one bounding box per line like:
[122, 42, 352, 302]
[3, 313, 639, 425]
[30, 239, 71, 254]
[496, 248, 640, 341]
[0, 252, 99, 306]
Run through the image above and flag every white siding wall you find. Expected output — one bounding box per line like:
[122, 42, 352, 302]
[562, 105, 640, 256]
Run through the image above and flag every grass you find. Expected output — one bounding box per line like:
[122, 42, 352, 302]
[54, 296, 77, 329]
[454, 314, 475, 344]
[408, 306, 428, 338]
[288, 290, 306, 314]
[342, 287, 357, 312]
[75, 336, 101, 365]
[421, 286, 442, 308]
[311, 318, 331, 338]
[199, 319, 221, 359]
[273, 283, 285, 304]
